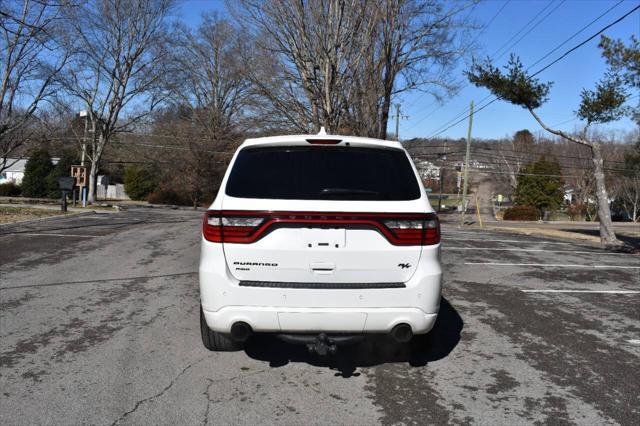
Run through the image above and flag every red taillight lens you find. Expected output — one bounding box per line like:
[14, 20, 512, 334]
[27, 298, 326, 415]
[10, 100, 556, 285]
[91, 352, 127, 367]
[423, 215, 440, 245]
[202, 212, 264, 243]
[382, 214, 440, 246]
[203, 211, 440, 246]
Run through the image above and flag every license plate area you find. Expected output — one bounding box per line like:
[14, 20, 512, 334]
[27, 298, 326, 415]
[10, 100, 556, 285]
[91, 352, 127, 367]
[301, 228, 346, 249]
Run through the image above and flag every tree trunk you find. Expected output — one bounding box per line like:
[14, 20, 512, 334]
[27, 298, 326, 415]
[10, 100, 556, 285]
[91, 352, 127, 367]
[87, 132, 105, 205]
[378, 95, 391, 140]
[590, 141, 620, 246]
[88, 160, 98, 204]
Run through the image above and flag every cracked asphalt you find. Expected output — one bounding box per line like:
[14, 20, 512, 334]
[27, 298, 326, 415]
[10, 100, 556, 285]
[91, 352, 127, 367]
[1, 207, 638, 425]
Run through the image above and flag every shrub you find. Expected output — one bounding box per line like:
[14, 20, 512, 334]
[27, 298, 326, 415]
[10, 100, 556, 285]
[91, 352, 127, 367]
[123, 165, 159, 200]
[146, 188, 191, 206]
[503, 205, 540, 221]
[21, 149, 54, 198]
[567, 204, 587, 221]
[46, 149, 79, 198]
[0, 182, 22, 196]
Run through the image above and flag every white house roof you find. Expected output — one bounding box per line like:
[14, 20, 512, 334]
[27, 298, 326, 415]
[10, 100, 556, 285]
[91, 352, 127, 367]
[4, 159, 28, 172]
[3, 157, 60, 172]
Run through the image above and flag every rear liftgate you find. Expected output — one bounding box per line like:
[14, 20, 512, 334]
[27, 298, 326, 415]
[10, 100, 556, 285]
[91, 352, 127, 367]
[203, 210, 440, 354]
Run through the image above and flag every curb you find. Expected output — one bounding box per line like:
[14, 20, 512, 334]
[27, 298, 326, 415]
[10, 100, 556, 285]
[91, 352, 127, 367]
[144, 203, 204, 212]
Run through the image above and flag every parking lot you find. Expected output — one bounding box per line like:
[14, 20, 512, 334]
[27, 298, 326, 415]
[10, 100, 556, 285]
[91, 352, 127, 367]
[1, 207, 638, 425]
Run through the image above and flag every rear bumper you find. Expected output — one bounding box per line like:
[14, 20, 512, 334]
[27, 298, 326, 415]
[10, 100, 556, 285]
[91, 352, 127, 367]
[199, 238, 442, 335]
[202, 306, 438, 334]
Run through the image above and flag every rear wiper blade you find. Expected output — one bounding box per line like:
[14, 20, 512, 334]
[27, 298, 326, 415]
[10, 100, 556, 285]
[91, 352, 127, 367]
[319, 188, 381, 196]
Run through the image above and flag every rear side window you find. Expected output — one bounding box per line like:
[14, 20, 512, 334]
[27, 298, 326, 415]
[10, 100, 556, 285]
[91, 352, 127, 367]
[225, 146, 421, 200]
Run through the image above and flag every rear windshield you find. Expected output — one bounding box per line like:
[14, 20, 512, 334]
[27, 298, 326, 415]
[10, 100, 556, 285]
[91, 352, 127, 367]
[225, 146, 421, 200]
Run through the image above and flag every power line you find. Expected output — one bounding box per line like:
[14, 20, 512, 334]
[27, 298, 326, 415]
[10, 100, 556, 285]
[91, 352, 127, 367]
[471, 146, 629, 164]
[410, 144, 631, 163]
[412, 154, 637, 173]
[406, 0, 564, 133]
[526, 0, 625, 71]
[403, 0, 512, 113]
[422, 3, 640, 140]
[530, 3, 640, 78]
[471, 0, 512, 46]
[436, 166, 580, 179]
[492, 0, 567, 63]
[549, 93, 640, 127]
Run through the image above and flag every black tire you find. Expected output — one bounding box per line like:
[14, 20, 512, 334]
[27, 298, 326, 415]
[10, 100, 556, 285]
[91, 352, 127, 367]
[200, 307, 244, 351]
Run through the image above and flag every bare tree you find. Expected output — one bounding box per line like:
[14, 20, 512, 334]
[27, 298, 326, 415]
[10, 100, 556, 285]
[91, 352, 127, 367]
[233, 0, 471, 137]
[355, 0, 471, 139]
[57, 0, 173, 203]
[613, 175, 640, 222]
[159, 14, 253, 206]
[483, 129, 537, 192]
[612, 136, 640, 222]
[168, 14, 252, 145]
[0, 0, 69, 173]
[234, 0, 374, 133]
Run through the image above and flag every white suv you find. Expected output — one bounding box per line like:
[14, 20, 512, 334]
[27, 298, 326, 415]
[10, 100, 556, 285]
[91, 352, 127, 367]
[199, 131, 442, 354]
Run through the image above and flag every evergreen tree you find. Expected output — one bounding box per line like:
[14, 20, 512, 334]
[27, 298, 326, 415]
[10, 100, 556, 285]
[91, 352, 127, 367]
[514, 158, 564, 219]
[46, 149, 79, 198]
[21, 149, 54, 198]
[124, 164, 159, 200]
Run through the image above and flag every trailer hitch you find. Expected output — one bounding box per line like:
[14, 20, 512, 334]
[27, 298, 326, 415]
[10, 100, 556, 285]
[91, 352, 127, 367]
[306, 333, 337, 356]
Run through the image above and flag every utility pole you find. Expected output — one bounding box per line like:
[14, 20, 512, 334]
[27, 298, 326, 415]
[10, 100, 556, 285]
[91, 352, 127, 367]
[79, 110, 88, 207]
[80, 110, 88, 167]
[437, 139, 448, 213]
[395, 103, 401, 141]
[460, 100, 474, 226]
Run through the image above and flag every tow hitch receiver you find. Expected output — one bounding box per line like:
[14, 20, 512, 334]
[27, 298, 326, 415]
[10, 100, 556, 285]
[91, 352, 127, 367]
[306, 333, 337, 356]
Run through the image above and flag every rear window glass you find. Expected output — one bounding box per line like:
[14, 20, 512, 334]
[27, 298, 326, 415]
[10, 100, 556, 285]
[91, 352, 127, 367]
[225, 146, 421, 200]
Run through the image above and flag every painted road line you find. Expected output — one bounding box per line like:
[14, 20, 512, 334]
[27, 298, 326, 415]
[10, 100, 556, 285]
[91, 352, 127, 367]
[446, 247, 628, 255]
[22, 233, 98, 238]
[441, 231, 489, 234]
[522, 290, 640, 294]
[454, 238, 573, 244]
[466, 262, 640, 269]
[626, 339, 640, 344]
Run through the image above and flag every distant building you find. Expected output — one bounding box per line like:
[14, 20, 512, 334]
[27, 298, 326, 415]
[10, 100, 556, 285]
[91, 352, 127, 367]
[0, 158, 59, 185]
[415, 160, 440, 179]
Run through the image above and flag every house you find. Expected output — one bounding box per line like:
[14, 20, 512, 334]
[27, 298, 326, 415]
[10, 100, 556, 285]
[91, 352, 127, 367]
[415, 160, 440, 179]
[0, 158, 60, 185]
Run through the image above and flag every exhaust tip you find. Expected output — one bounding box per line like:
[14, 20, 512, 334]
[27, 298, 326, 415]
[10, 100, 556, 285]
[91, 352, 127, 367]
[391, 323, 413, 343]
[230, 322, 252, 342]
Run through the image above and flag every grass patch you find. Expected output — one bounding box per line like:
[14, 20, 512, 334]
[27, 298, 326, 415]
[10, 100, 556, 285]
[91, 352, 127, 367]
[0, 206, 67, 224]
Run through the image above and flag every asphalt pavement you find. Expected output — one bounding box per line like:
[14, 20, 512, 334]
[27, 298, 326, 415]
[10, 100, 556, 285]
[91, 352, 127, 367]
[1, 207, 639, 425]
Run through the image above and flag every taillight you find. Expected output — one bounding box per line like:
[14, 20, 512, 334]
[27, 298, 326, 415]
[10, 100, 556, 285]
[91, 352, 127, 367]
[382, 214, 440, 246]
[202, 211, 440, 246]
[424, 215, 440, 245]
[202, 212, 264, 243]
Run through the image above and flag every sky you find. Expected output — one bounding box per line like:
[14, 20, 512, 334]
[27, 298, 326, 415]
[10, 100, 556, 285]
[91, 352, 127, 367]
[176, 0, 640, 140]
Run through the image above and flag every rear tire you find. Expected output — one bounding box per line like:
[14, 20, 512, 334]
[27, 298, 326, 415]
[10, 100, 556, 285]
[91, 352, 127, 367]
[200, 307, 244, 351]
